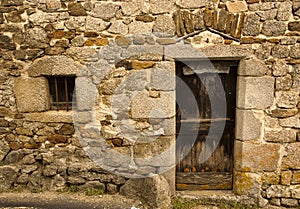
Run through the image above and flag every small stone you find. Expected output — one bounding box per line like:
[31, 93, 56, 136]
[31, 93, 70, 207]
[275, 91, 299, 108]
[281, 171, 292, 185]
[272, 45, 289, 58]
[71, 36, 85, 47]
[288, 21, 300, 31]
[262, 21, 286, 36]
[68, 3, 87, 16]
[226, 1, 248, 13]
[85, 16, 110, 32]
[136, 15, 155, 22]
[5, 150, 24, 164]
[256, 10, 277, 21]
[25, 28, 48, 48]
[282, 142, 300, 169]
[279, 114, 300, 128]
[92, 3, 119, 21]
[48, 134, 68, 144]
[265, 129, 296, 143]
[242, 14, 260, 36]
[176, 0, 209, 8]
[121, 1, 141, 16]
[107, 20, 128, 35]
[276, 74, 293, 90]
[149, 0, 174, 14]
[128, 21, 153, 34]
[292, 171, 300, 184]
[9, 142, 21, 150]
[269, 108, 298, 118]
[2, 0, 23, 6]
[290, 43, 300, 58]
[131, 60, 155, 69]
[281, 198, 298, 207]
[46, 0, 61, 11]
[59, 124, 74, 135]
[272, 60, 288, 76]
[106, 183, 118, 194]
[277, 2, 292, 21]
[43, 165, 57, 177]
[85, 38, 109, 46]
[45, 47, 64, 55]
[156, 38, 176, 45]
[153, 15, 175, 35]
[132, 35, 146, 45]
[270, 198, 281, 206]
[115, 35, 131, 47]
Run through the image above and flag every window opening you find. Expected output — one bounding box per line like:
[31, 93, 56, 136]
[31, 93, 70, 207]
[48, 76, 76, 111]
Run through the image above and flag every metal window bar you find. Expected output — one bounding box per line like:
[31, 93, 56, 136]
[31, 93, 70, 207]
[49, 77, 75, 111]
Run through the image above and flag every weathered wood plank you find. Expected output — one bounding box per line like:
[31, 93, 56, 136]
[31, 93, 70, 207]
[176, 172, 232, 189]
[176, 182, 232, 190]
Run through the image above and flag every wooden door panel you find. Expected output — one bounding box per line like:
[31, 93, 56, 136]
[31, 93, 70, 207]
[176, 61, 237, 190]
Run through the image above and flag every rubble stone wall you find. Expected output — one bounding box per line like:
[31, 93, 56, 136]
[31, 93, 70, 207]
[0, 0, 300, 207]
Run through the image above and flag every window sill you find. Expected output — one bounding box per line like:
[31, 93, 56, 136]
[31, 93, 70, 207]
[24, 110, 73, 123]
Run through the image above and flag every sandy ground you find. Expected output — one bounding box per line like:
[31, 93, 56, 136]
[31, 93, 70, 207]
[0, 192, 147, 209]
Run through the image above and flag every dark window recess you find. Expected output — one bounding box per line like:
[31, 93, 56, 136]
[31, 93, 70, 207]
[48, 77, 76, 111]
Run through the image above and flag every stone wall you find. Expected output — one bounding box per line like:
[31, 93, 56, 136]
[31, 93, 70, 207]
[0, 0, 300, 207]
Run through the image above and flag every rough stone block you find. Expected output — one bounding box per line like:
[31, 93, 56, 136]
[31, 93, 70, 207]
[25, 111, 73, 123]
[281, 198, 298, 207]
[121, 1, 143, 16]
[165, 44, 251, 60]
[237, 76, 274, 110]
[279, 114, 300, 128]
[281, 171, 292, 185]
[234, 171, 261, 196]
[265, 129, 297, 143]
[28, 55, 82, 77]
[275, 91, 299, 108]
[149, 0, 174, 14]
[120, 175, 171, 209]
[68, 3, 87, 16]
[123, 45, 163, 60]
[234, 141, 281, 172]
[290, 43, 300, 59]
[85, 16, 110, 32]
[266, 185, 291, 198]
[128, 21, 153, 34]
[272, 60, 288, 76]
[91, 3, 119, 21]
[238, 59, 267, 76]
[131, 91, 175, 119]
[235, 109, 262, 141]
[14, 77, 50, 113]
[76, 77, 97, 111]
[0, 166, 19, 190]
[262, 21, 286, 36]
[242, 14, 260, 36]
[292, 171, 300, 184]
[153, 15, 175, 35]
[175, 0, 208, 8]
[277, 2, 293, 21]
[107, 20, 128, 35]
[276, 74, 293, 90]
[226, 1, 248, 13]
[282, 142, 300, 170]
[151, 62, 175, 91]
[288, 21, 300, 31]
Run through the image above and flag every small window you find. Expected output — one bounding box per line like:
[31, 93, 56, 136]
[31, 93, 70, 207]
[48, 76, 76, 111]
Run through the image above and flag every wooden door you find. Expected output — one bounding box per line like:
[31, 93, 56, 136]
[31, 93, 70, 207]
[176, 61, 237, 190]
